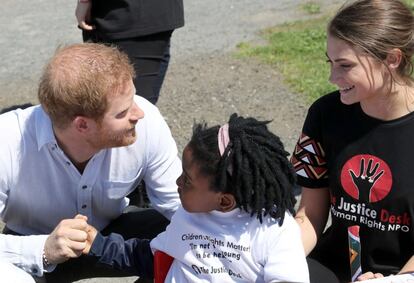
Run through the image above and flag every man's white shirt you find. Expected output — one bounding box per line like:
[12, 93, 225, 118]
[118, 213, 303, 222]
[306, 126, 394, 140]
[0, 96, 181, 276]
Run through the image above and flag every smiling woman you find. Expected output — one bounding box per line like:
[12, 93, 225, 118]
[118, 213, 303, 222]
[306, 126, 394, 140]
[290, 0, 414, 282]
[325, 34, 393, 110]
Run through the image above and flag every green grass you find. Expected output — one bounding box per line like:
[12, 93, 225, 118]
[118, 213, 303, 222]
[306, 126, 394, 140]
[236, 0, 414, 102]
[302, 2, 321, 14]
[403, 0, 414, 10]
[237, 17, 335, 102]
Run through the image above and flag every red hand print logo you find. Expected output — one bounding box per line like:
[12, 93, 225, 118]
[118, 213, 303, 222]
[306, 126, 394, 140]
[340, 155, 392, 203]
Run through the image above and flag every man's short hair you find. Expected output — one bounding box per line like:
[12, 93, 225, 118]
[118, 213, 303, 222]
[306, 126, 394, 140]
[38, 43, 135, 129]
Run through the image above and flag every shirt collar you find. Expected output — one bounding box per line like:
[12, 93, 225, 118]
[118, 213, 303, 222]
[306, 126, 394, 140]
[210, 208, 242, 218]
[35, 106, 57, 151]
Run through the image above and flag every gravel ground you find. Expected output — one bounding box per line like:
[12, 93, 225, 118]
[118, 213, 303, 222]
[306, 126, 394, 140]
[0, 0, 343, 152]
[1, 0, 343, 282]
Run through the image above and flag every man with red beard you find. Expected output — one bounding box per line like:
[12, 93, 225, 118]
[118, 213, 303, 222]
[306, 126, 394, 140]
[0, 43, 181, 281]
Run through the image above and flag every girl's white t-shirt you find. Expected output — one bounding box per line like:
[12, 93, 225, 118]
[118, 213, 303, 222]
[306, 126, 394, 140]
[151, 206, 309, 283]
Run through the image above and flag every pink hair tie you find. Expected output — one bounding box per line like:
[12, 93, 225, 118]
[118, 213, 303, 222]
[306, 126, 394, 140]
[218, 124, 230, 156]
[217, 124, 233, 175]
[218, 123, 233, 175]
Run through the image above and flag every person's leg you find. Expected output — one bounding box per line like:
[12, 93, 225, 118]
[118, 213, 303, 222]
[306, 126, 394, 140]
[127, 182, 151, 208]
[0, 103, 34, 114]
[100, 207, 170, 240]
[152, 40, 171, 103]
[0, 261, 36, 283]
[307, 258, 340, 283]
[112, 31, 173, 104]
[308, 227, 350, 282]
[40, 208, 169, 282]
[82, 30, 173, 104]
[82, 29, 100, 43]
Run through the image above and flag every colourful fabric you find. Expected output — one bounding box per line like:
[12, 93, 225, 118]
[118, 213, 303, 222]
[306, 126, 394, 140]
[348, 225, 362, 281]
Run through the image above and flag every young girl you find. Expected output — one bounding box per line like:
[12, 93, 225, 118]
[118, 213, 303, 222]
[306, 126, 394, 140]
[85, 114, 309, 282]
[291, 0, 414, 281]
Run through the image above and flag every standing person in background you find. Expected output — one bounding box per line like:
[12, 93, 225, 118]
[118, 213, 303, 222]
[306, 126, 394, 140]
[291, 0, 414, 282]
[75, 0, 184, 104]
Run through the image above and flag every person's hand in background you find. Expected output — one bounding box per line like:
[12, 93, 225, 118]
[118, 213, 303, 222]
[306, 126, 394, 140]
[75, 0, 94, 31]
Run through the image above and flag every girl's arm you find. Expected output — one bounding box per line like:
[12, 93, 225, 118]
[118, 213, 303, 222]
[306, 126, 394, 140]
[86, 229, 154, 278]
[295, 187, 331, 255]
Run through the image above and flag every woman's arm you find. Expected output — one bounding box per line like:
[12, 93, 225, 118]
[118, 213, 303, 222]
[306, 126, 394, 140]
[399, 256, 414, 274]
[295, 187, 331, 255]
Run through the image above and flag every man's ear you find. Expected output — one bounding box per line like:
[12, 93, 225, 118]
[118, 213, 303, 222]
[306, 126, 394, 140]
[219, 193, 236, 212]
[73, 116, 90, 133]
[385, 48, 402, 70]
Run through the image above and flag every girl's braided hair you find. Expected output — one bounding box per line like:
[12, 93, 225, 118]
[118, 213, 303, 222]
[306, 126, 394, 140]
[188, 113, 297, 224]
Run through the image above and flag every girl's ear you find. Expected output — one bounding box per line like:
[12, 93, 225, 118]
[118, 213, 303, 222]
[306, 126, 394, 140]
[385, 48, 402, 70]
[219, 193, 236, 212]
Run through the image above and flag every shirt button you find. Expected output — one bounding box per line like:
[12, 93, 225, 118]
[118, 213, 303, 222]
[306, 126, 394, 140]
[66, 161, 71, 165]
[82, 204, 87, 209]
[82, 185, 87, 189]
[31, 268, 38, 274]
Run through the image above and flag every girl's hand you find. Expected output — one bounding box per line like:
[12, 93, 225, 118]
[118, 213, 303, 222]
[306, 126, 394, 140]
[83, 223, 98, 254]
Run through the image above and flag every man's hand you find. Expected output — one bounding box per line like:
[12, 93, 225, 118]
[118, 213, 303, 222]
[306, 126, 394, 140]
[356, 271, 384, 281]
[43, 215, 89, 265]
[75, 1, 94, 31]
[83, 223, 98, 255]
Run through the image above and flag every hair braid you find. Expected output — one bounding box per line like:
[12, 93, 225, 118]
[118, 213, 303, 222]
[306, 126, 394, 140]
[189, 113, 297, 225]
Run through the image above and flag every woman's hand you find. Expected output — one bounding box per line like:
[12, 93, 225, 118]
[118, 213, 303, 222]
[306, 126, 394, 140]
[356, 271, 384, 281]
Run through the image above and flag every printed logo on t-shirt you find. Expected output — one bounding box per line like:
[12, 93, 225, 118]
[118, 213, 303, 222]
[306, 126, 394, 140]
[291, 133, 328, 181]
[330, 154, 411, 233]
[340, 154, 392, 203]
[182, 233, 249, 279]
